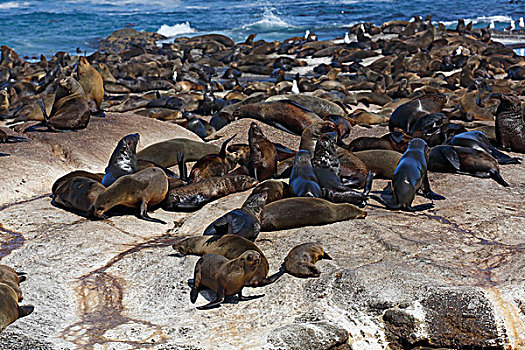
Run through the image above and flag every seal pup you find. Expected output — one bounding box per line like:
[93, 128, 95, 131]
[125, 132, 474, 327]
[102, 133, 139, 187]
[261, 197, 366, 231]
[172, 234, 272, 287]
[281, 243, 332, 278]
[51, 170, 104, 194]
[163, 175, 258, 211]
[248, 122, 277, 181]
[92, 167, 168, 224]
[493, 94, 525, 153]
[203, 193, 267, 241]
[449, 131, 521, 164]
[190, 251, 264, 310]
[53, 176, 106, 215]
[188, 134, 236, 183]
[429, 145, 509, 187]
[76, 56, 104, 116]
[372, 138, 444, 211]
[0, 283, 34, 332]
[289, 150, 321, 197]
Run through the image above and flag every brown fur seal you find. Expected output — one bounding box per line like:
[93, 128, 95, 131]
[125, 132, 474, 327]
[249, 180, 291, 204]
[0, 90, 9, 112]
[335, 147, 369, 188]
[76, 56, 104, 115]
[289, 150, 321, 197]
[0, 283, 34, 332]
[51, 170, 104, 194]
[92, 167, 168, 224]
[429, 145, 509, 187]
[299, 120, 336, 155]
[265, 94, 346, 118]
[389, 94, 447, 133]
[0, 265, 25, 302]
[137, 138, 220, 168]
[449, 131, 521, 165]
[30, 77, 90, 132]
[203, 193, 267, 241]
[371, 138, 444, 211]
[282, 243, 332, 278]
[233, 100, 322, 135]
[172, 234, 272, 287]
[248, 122, 277, 181]
[354, 150, 402, 179]
[261, 197, 366, 231]
[188, 135, 236, 183]
[102, 133, 139, 187]
[190, 251, 263, 310]
[53, 176, 106, 215]
[347, 131, 413, 153]
[494, 94, 525, 153]
[163, 175, 257, 211]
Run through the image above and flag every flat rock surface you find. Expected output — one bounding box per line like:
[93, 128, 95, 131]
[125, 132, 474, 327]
[0, 113, 524, 349]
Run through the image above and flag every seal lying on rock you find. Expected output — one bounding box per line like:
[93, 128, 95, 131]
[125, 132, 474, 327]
[449, 131, 521, 165]
[203, 193, 267, 241]
[261, 197, 366, 231]
[53, 176, 106, 215]
[137, 138, 220, 168]
[190, 251, 264, 310]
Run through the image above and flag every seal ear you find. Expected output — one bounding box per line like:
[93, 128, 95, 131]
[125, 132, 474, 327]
[438, 146, 460, 171]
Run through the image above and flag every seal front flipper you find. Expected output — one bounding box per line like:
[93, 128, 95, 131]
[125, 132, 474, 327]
[18, 305, 35, 318]
[436, 146, 461, 171]
[488, 169, 509, 187]
[177, 152, 188, 182]
[237, 289, 264, 301]
[420, 175, 445, 200]
[407, 203, 434, 212]
[258, 266, 285, 286]
[203, 216, 229, 236]
[138, 200, 166, 224]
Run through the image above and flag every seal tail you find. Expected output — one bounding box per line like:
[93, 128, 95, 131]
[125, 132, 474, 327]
[489, 169, 509, 187]
[219, 134, 237, 158]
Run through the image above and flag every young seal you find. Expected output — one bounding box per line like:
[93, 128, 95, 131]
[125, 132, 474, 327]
[92, 167, 168, 224]
[203, 193, 267, 241]
[137, 138, 220, 168]
[76, 56, 104, 116]
[51, 171, 105, 194]
[289, 150, 321, 197]
[30, 77, 90, 132]
[449, 131, 521, 165]
[281, 243, 332, 278]
[102, 133, 139, 187]
[188, 134, 236, 183]
[0, 265, 25, 302]
[429, 145, 509, 187]
[494, 94, 525, 153]
[372, 138, 444, 212]
[163, 175, 258, 211]
[249, 179, 291, 204]
[53, 176, 106, 215]
[172, 234, 272, 287]
[248, 122, 277, 181]
[312, 133, 348, 191]
[190, 251, 264, 310]
[261, 197, 366, 231]
[0, 283, 34, 332]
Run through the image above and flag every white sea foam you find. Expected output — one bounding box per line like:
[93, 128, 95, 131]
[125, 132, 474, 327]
[157, 22, 197, 37]
[440, 15, 514, 27]
[0, 1, 29, 9]
[241, 8, 294, 31]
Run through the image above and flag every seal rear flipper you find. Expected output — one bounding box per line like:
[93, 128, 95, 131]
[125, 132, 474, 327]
[258, 266, 286, 286]
[204, 216, 229, 236]
[18, 275, 27, 283]
[488, 169, 510, 187]
[406, 203, 434, 211]
[197, 288, 224, 310]
[369, 194, 402, 210]
[420, 175, 445, 200]
[238, 289, 264, 301]
[363, 171, 374, 196]
[190, 287, 199, 304]
[18, 305, 34, 318]
[488, 144, 521, 164]
[322, 252, 333, 260]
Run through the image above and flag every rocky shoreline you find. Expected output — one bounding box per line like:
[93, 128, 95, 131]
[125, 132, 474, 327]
[1, 17, 525, 349]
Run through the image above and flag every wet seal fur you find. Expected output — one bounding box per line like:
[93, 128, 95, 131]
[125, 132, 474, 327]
[163, 175, 258, 211]
[261, 197, 366, 231]
[371, 138, 444, 211]
[203, 193, 267, 241]
[429, 145, 509, 187]
[289, 150, 321, 197]
[93, 167, 168, 224]
[172, 234, 273, 287]
[449, 131, 521, 165]
[190, 251, 264, 310]
[102, 133, 139, 187]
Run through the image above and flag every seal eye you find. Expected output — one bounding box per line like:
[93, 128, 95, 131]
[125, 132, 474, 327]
[247, 254, 253, 261]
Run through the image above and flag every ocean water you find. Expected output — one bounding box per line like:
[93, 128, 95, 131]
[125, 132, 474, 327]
[0, 0, 524, 58]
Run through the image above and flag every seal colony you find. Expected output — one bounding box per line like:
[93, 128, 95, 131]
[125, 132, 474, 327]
[0, 14, 524, 332]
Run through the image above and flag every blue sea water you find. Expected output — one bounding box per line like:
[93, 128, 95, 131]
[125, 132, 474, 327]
[0, 0, 524, 58]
